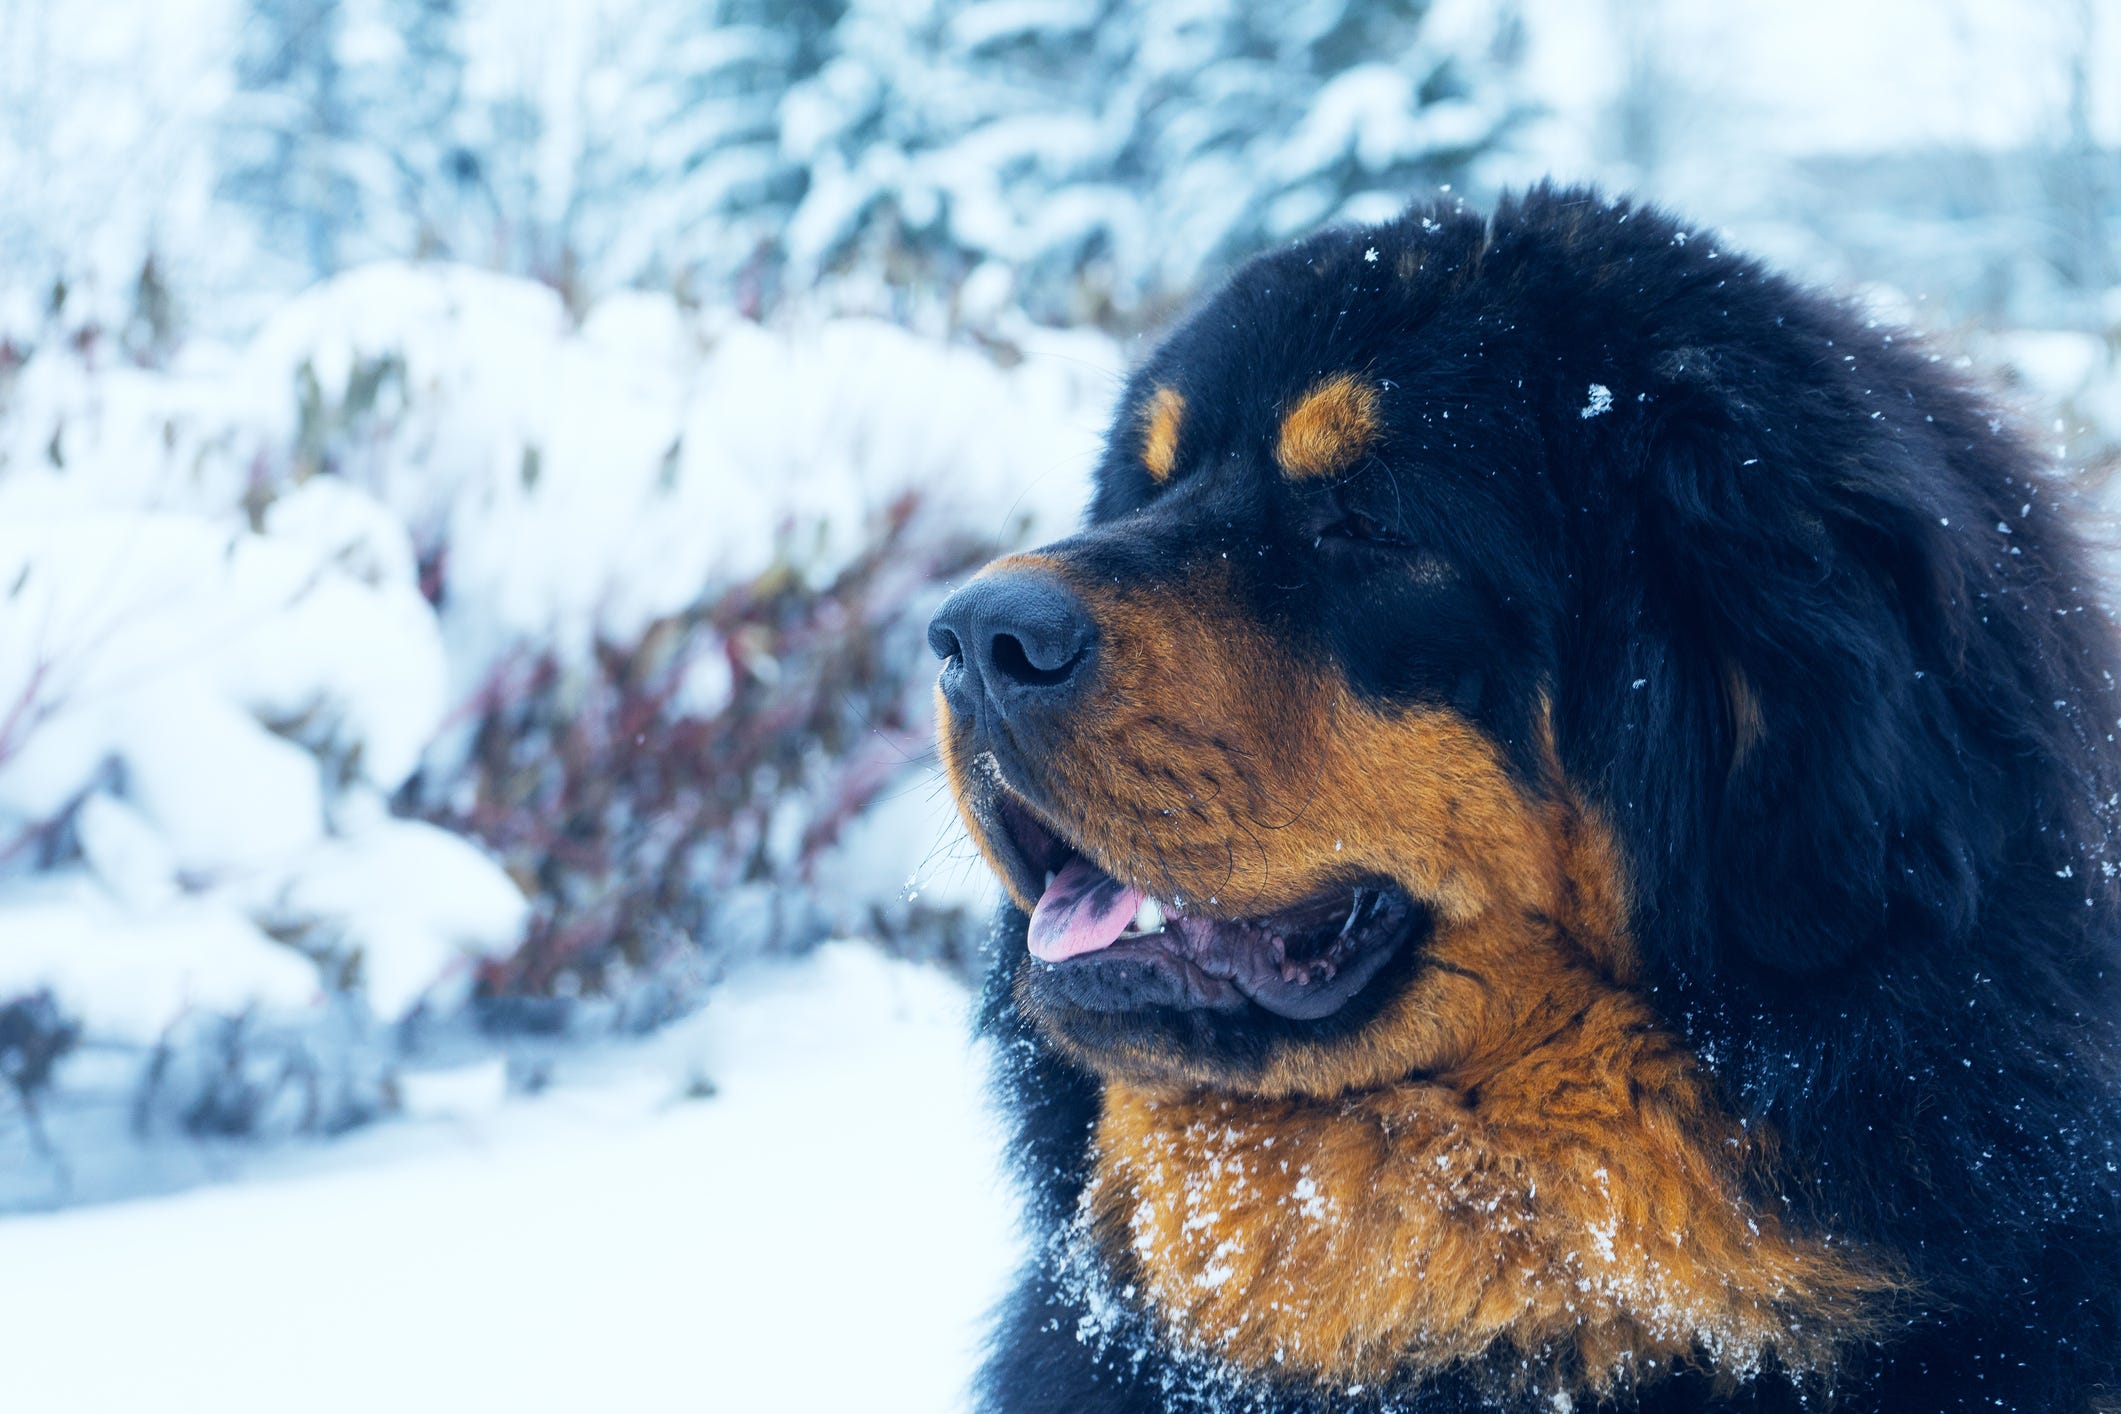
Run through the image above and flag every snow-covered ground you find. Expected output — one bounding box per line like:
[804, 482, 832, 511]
[0, 942, 1017, 1412]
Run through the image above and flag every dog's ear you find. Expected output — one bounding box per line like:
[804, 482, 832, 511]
[1552, 346, 2012, 983]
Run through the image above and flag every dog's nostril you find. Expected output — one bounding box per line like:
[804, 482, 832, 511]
[927, 618, 964, 664]
[991, 631, 1078, 688]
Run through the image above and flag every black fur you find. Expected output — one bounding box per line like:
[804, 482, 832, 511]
[971, 186, 2121, 1412]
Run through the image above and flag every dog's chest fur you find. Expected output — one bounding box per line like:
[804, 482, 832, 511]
[1082, 912, 1889, 1397]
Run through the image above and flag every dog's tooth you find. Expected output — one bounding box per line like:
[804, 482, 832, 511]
[1044, 870, 1058, 891]
[1341, 891, 1365, 937]
[1135, 897, 1165, 934]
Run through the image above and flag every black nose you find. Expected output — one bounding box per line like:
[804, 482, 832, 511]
[927, 570, 1096, 727]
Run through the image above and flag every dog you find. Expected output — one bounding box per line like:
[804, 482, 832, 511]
[928, 185, 2121, 1412]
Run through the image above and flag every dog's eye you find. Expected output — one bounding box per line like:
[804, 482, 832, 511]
[1316, 509, 1416, 550]
[1315, 510, 1458, 586]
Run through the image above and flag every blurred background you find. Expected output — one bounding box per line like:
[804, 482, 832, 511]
[0, 0, 2115, 1408]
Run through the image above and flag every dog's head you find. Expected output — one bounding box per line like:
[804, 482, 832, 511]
[931, 186, 2117, 1103]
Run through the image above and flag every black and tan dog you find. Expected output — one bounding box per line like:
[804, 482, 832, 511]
[928, 186, 2121, 1413]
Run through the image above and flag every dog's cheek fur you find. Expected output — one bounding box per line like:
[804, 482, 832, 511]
[1005, 556, 1557, 935]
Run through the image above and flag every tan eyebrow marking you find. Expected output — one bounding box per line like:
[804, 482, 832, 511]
[1277, 373, 1382, 480]
[1141, 386, 1185, 482]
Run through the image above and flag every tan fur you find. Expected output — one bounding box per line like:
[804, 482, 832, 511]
[940, 556, 1891, 1395]
[1142, 386, 1185, 482]
[1724, 662, 1765, 767]
[936, 686, 1021, 904]
[1277, 374, 1382, 480]
[1083, 829, 1890, 1392]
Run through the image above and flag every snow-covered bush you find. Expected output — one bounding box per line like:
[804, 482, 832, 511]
[0, 476, 526, 1013]
[0, 260, 1110, 1187]
[407, 490, 999, 1022]
[0, 385, 532, 1163]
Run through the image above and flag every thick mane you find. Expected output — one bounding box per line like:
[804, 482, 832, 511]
[1495, 184, 2121, 1317]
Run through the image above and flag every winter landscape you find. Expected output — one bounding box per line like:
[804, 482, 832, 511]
[0, 0, 2117, 1408]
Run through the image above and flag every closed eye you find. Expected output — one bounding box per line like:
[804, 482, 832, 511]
[1315, 510, 1458, 586]
[1315, 508, 1416, 549]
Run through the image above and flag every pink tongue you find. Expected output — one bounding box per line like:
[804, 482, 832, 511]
[1028, 855, 1146, 963]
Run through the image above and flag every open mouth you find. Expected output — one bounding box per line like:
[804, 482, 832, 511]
[986, 781, 1423, 1022]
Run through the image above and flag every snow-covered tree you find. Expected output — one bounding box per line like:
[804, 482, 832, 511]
[386, 0, 830, 309]
[222, 0, 478, 282]
[221, 0, 363, 279]
[567, 0, 839, 311]
[781, 0, 1533, 325]
[217, 0, 1532, 321]
[358, 0, 481, 261]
